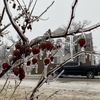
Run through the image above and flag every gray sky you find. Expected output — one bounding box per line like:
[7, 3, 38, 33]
[1, 0, 100, 51]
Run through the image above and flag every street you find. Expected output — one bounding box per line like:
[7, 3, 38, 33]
[57, 76, 100, 83]
[24, 75, 100, 83]
[5, 74, 100, 83]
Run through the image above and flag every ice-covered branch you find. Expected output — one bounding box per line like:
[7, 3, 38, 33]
[3, 0, 28, 43]
[0, 7, 5, 23]
[30, 1, 55, 23]
[8, 80, 21, 100]
[29, 21, 100, 47]
[0, 76, 9, 94]
[65, 0, 78, 37]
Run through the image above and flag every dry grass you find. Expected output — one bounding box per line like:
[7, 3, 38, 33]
[0, 84, 100, 100]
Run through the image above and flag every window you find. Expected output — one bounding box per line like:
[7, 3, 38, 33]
[63, 61, 78, 67]
[54, 56, 61, 64]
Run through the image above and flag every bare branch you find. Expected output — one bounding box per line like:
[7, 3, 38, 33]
[0, 76, 9, 94]
[29, 21, 100, 47]
[69, 22, 100, 35]
[30, 1, 55, 23]
[30, 0, 38, 17]
[0, 7, 5, 23]
[8, 80, 21, 100]
[65, 0, 78, 37]
[16, 0, 24, 11]
[3, 0, 28, 43]
[45, 90, 60, 100]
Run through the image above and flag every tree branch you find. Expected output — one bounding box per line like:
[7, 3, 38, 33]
[3, 0, 28, 43]
[65, 0, 78, 37]
[0, 7, 5, 23]
[30, 1, 55, 23]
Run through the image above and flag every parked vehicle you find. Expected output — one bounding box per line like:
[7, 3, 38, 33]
[51, 61, 100, 79]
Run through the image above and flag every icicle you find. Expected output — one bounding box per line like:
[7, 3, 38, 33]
[44, 65, 48, 79]
[51, 60, 54, 64]
[81, 47, 85, 51]
[30, 61, 35, 69]
[35, 63, 38, 73]
[31, 64, 35, 69]
[82, 54, 86, 63]
[23, 64, 27, 74]
[39, 50, 43, 60]
[70, 35, 74, 61]
[61, 43, 65, 56]
[46, 50, 51, 57]
[22, 54, 27, 63]
[85, 55, 87, 59]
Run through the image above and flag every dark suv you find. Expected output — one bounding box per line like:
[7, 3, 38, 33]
[51, 61, 100, 79]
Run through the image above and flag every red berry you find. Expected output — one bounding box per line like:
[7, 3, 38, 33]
[20, 45, 26, 52]
[2, 62, 9, 69]
[19, 73, 25, 80]
[13, 67, 19, 76]
[13, 50, 20, 56]
[50, 56, 54, 61]
[78, 37, 86, 47]
[19, 68, 25, 74]
[25, 47, 31, 54]
[46, 41, 53, 50]
[32, 58, 38, 64]
[44, 58, 50, 65]
[15, 43, 20, 49]
[40, 42, 46, 50]
[32, 46, 40, 54]
[27, 60, 31, 66]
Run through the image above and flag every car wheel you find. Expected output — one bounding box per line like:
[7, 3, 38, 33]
[87, 71, 94, 79]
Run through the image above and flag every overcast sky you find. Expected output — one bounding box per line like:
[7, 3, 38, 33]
[1, 0, 100, 51]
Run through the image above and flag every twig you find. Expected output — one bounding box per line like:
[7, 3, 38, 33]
[16, 0, 24, 11]
[3, 80, 10, 100]
[8, 80, 22, 100]
[0, 75, 9, 93]
[30, 0, 37, 17]
[3, 0, 28, 43]
[0, 7, 5, 23]
[65, 0, 78, 37]
[30, 1, 55, 23]
[45, 90, 60, 100]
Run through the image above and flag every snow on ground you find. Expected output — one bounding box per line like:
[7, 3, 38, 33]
[0, 78, 100, 92]
[1, 78, 100, 100]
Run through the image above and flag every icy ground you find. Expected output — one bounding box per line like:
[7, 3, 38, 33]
[0, 78, 100, 92]
[1, 78, 100, 100]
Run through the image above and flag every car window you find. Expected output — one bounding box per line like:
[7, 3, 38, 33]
[63, 62, 78, 67]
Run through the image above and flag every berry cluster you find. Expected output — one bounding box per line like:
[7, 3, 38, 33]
[12, 67, 25, 80]
[2, 40, 60, 80]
